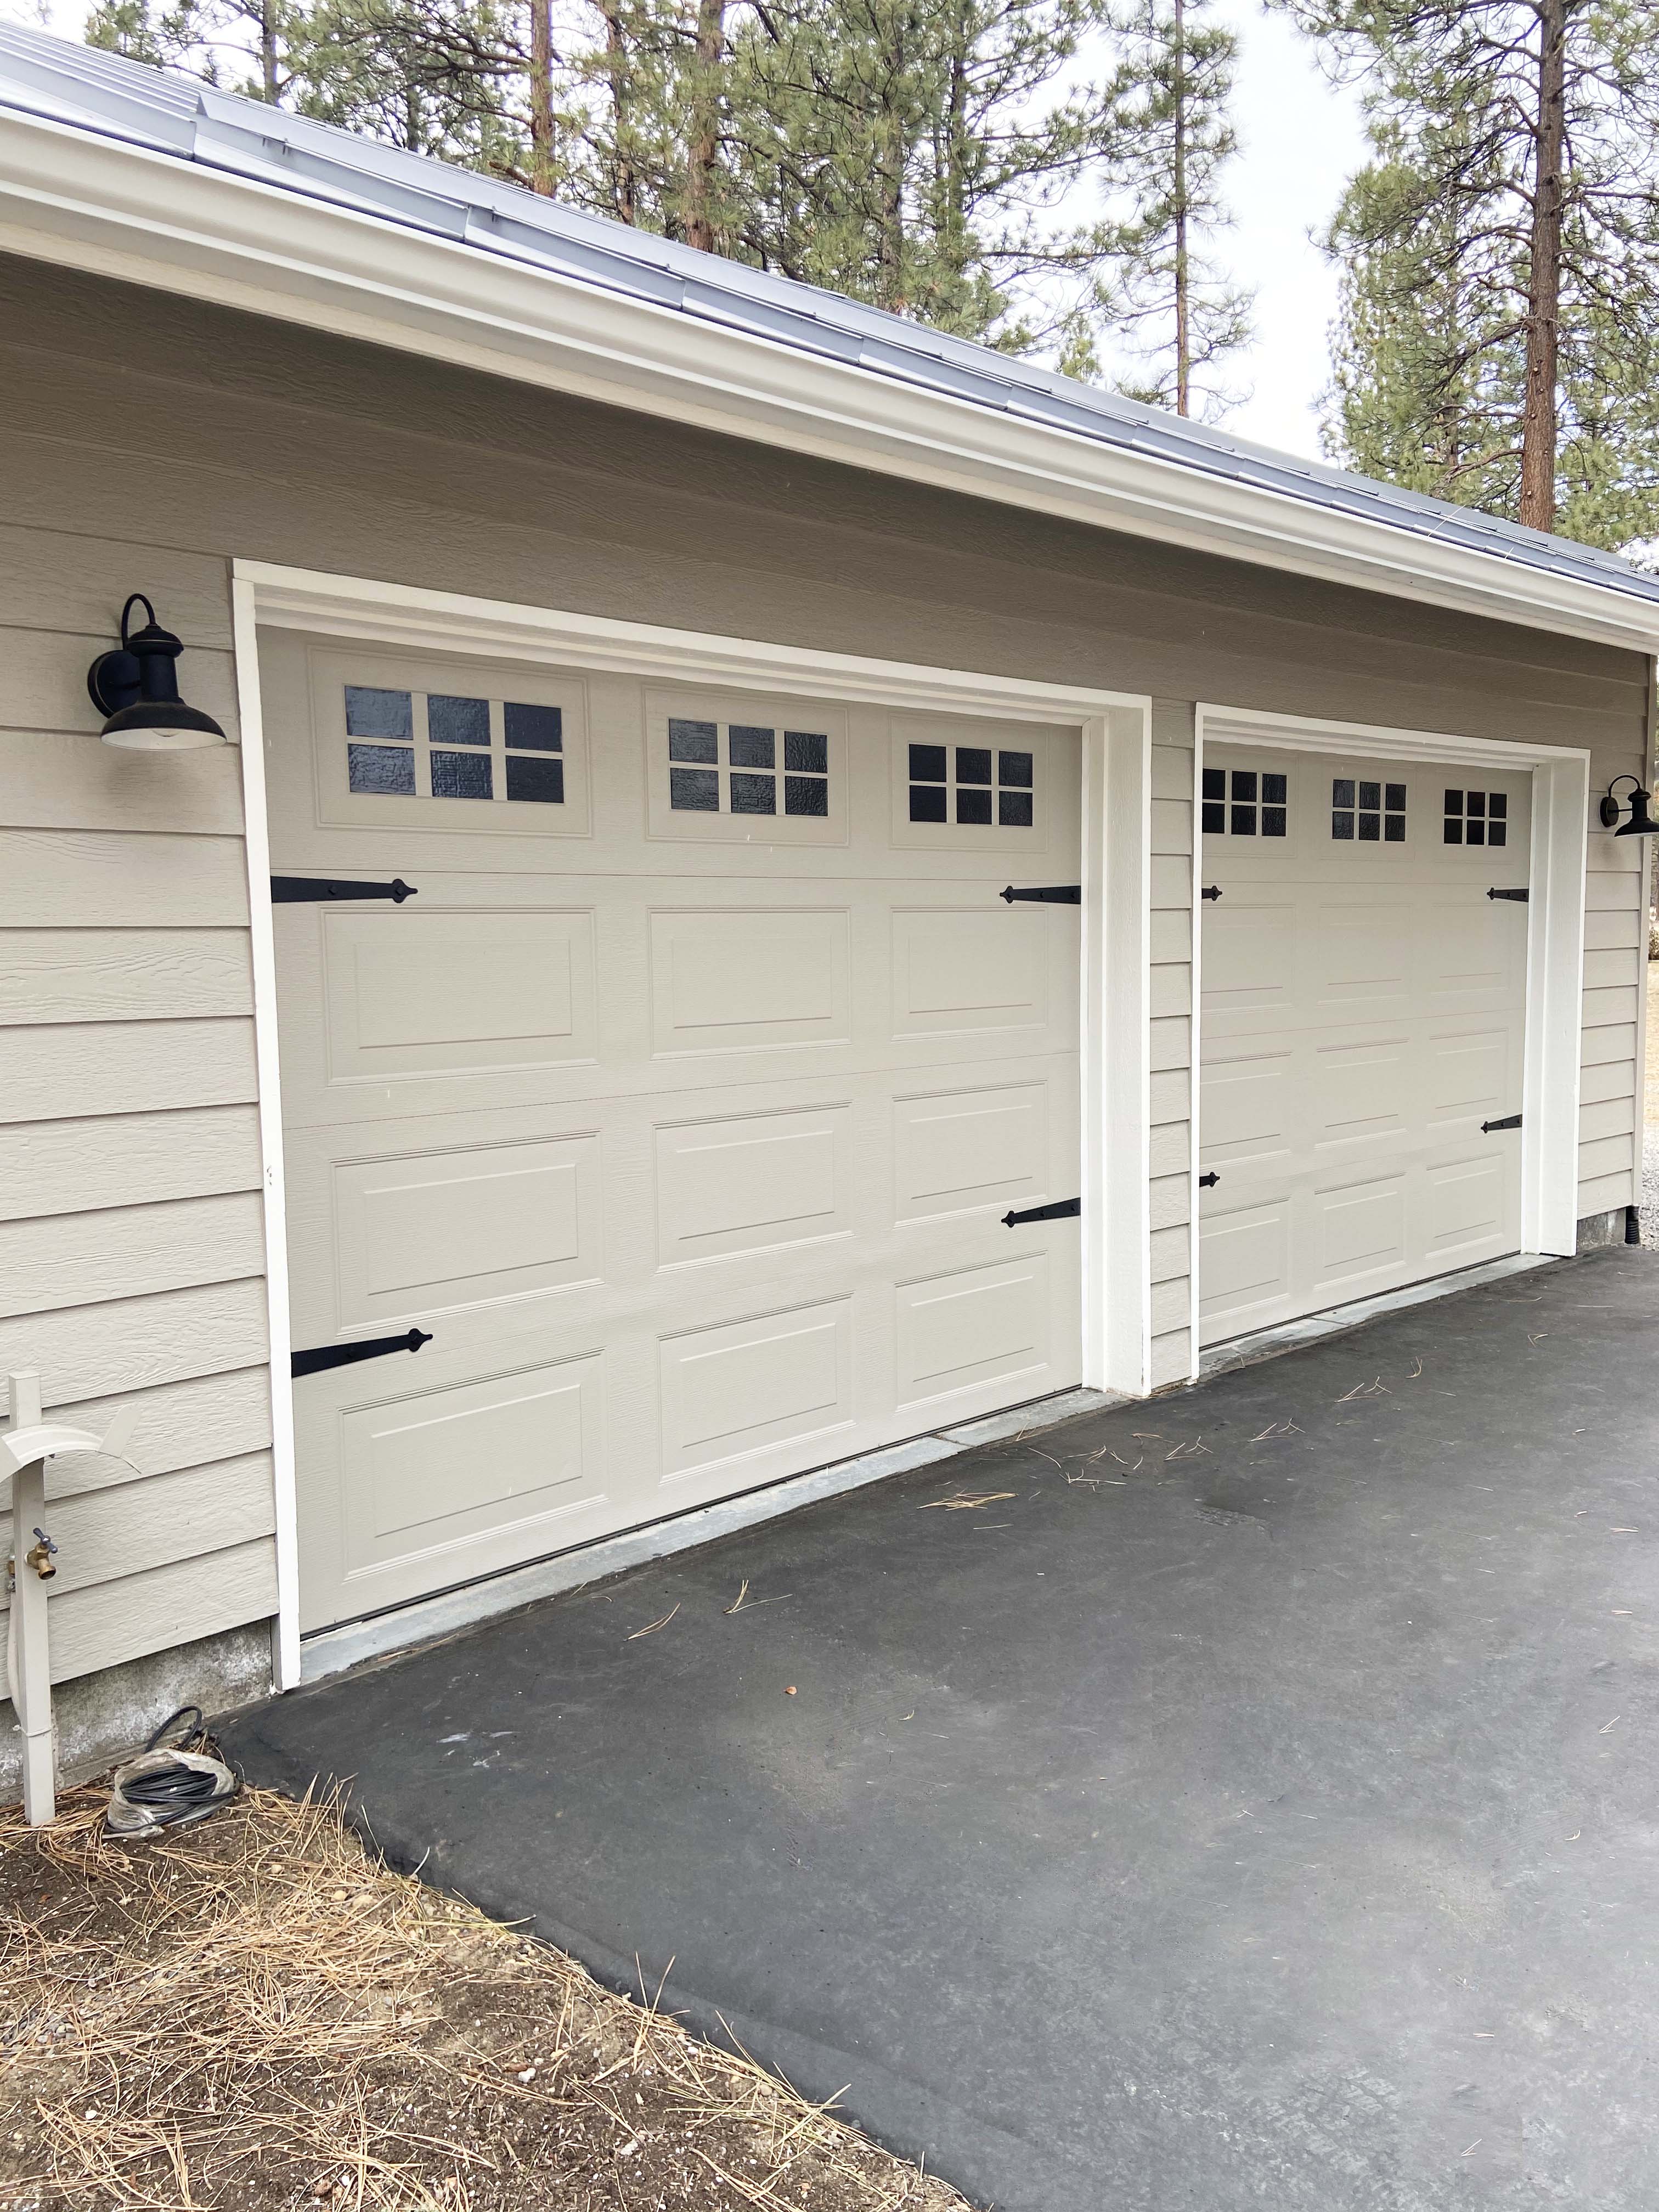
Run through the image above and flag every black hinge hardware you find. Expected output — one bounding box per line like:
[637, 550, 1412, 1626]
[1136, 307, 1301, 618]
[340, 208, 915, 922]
[1003, 1196, 1082, 1227]
[1487, 887, 1530, 903]
[292, 1327, 433, 1380]
[272, 876, 419, 904]
[1201, 885, 1222, 902]
[1482, 1114, 1522, 1134]
[1001, 884, 1081, 905]
[1198, 1171, 1220, 1188]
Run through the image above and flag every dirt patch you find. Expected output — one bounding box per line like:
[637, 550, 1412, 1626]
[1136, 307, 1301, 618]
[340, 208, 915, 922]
[0, 1785, 969, 2212]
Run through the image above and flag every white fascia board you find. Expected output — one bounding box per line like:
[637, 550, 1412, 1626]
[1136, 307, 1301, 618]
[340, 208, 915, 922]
[4, 103, 1659, 660]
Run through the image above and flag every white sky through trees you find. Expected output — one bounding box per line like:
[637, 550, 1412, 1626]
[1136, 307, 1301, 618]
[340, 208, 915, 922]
[17, 0, 1368, 461]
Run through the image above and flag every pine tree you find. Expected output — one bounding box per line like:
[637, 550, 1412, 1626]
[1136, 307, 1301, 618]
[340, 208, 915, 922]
[1281, 0, 1659, 543]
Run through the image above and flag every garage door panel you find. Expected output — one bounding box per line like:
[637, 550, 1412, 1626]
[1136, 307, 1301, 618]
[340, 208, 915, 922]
[891, 907, 1048, 1038]
[659, 1297, 853, 1481]
[895, 1254, 1052, 1413]
[649, 907, 851, 1056]
[654, 1105, 851, 1265]
[893, 1082, 1050, 1224]
[321, 907, 597, 1078]
[1199, 741, 1526, 1347]
[334, 1134, 601, 1328]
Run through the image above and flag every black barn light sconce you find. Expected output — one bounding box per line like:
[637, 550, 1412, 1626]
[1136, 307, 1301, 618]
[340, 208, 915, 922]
[87, 595, 228, 751]
[1599, 773, 1659, 837]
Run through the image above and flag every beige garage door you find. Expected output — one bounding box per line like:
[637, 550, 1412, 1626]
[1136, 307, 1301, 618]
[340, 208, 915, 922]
[1198, 743, 1530, 1346]
[262, 631, 1082, 1633]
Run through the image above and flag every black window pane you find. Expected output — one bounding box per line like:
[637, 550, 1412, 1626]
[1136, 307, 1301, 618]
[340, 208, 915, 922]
[1231, 770, 1257, 802]
[1444, 789, 1463, 815]
[431, 749, 493, 799]
[1384, 815, 1406, 842]
[1000, 750, 1035, 789]
[1358, 811, 1380, 841]
[729, 725, 775, 769]
[909, 743, 949, 783]
[786, 775, 829, 817]
[1489, 792, 1507, 819]
[910, 783, 947, 823]
[957, 787, 993, 825]
[1358, 780, 1381, 810]
[731, 771, 777, 814]
[1385, 783, 1407, 811]
[1262, 772, 1287, 805]
[670, 765, 719, 810]
[1489, 820, 1507, 847]
[1203, 766, 1226, 802]
[1333, 778, 1356, 808]
[1262, 806, 1286, 837]
[428, 693, 490, 746]
[1333, 812, 1355, 840]
[347, 742, 415, 794]
[1231, 804, 1257, 836]
[1444, 819, 1463, 843]
[345, 685, 413, 740]
[1202, 801, 1226, 834]
[1000, 788, 1034, 827]
[785, 730, 828, 775]
[505, 754, 564, 804]
[956, 747, 993, 786]
[504, 702, 563, 752]
[669, 719, 718, 764]
[1466, 790, 1485, 817]
[1468, 819, 1486, 845]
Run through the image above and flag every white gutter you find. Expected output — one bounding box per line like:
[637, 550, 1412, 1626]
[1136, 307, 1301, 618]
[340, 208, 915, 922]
[3, 101, 1657, 658]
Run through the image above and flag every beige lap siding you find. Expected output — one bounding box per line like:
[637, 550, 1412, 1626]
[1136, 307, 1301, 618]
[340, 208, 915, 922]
[0, 526, 276, 1702]
[1578, 752, 1647, 1221]
[1148, 701, 1197, 1388]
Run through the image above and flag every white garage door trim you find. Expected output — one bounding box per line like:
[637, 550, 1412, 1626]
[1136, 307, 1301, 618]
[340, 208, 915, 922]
[230, 558, 1154, 1690]
[1190, 702, 1590, 1380]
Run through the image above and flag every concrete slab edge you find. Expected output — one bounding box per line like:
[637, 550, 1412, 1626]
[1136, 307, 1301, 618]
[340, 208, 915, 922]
[298, 1385, 1122, 1684]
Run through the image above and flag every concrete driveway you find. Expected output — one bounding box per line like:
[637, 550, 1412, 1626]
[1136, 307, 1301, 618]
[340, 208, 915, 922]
[224, 1248, 1659, 2210]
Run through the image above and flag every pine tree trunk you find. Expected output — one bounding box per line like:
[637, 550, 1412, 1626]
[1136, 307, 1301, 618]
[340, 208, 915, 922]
[685, 0, 727, 252]
[531, 0, 556, 196]
[601, 1, 636, 224]
[261, 0, 279, 103]
[1519, 0, 1567, 531]
[1173, 0, 1190, 417]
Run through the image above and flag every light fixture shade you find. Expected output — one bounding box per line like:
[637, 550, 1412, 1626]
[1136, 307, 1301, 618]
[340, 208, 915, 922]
[1616, 785, 1659, 837]
[88, 594, 228, 752]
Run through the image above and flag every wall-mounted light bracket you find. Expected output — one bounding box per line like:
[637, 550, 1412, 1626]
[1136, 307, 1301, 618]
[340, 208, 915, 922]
[87, 594, 228, 751]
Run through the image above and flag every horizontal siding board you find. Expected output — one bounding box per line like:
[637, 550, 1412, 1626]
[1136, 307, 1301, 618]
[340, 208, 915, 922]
[0, 530, 232, 645]
[0, 829, 251, 928]
[1150, 1120, 1189, 1177]
[1150, 1329, 1191, 1389]
[1581, 1022, 1636, 1068]
[1579, 1095, 1635, 1142]
[1152, 745, 1194, 801]
[0, 731, 246, 834]
[1585, 869, 1644, 911]
[1150, 1016, 1190, 1073]
[0, 628, 239, 742]
[1151, 1224, 1189, 1283]
[1583, 947, 1639, 990]
[1580, 1055, 1636, 1105]
[2, 1018, 258, 1125]
[0, 1537, 278, 1694]
[43, 1366, 273, 1498]
[0, 1277, 269, 1414]
[0, 1453, 275, 1607]
[1151, 797, 1192, 855]
[1150, 1066, 1190, 1124]
[1152, 855, 1192, 910]
[0, 1192, 266, 1318]
[1583, 907, 1641, 951]
[1577, 1169, 1632, 1217]
[1151, 964, 1192, 1019]
[0, 1105, 262, 1221]
[1150, 909, 1191, 964]
[1582, 985, 1639, 1028]
[1150, 701, 1195, 748]
[0, 928, 253, 1026]
[1151, 1171, 1190, 1231]
[1578, 1131, 1634, 1180]
[1150, 1276, 1190, 1336]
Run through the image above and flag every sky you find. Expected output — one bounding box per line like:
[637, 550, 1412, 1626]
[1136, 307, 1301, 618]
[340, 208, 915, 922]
[17, 0, 1372, 466]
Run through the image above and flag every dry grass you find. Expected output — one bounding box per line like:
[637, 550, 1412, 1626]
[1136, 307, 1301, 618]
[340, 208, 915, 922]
[0, 1784, 970, 2212]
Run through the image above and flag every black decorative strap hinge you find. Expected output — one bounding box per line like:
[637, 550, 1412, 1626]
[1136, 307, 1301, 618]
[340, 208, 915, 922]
[1487, 887, 1529, 903]
[272, 876, 419, 904]
[1201, 885, 1222, 902]
[1003, 1196, 1082, 1227]
[1001, 884, 1081, 905]
[292, 1327, 433, 1380]
[1482, 1114, 1522, 1133]
[1198, 1171, 1220, 1188]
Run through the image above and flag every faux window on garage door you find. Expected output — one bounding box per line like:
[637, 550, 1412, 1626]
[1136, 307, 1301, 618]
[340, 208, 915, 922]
[262, 637, 1083, 1633]
[1197, 744, 1530, 1346]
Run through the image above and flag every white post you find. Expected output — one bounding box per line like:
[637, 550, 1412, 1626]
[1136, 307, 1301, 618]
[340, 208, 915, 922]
[6, 1369, 55, 1827]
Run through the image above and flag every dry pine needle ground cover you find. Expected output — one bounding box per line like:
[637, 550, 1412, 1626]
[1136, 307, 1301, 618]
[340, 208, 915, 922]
[0, 1784, 969, 2212]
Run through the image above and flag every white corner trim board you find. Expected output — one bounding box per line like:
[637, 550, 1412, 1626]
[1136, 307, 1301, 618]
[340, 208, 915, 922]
[233, 560, 1156, 1676]
[3, 105, 1659, 656]
[1190, 702, 1589, 1377]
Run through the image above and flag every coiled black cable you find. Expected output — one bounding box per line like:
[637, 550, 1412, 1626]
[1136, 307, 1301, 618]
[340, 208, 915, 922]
[110, 1706, 240, 1825]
